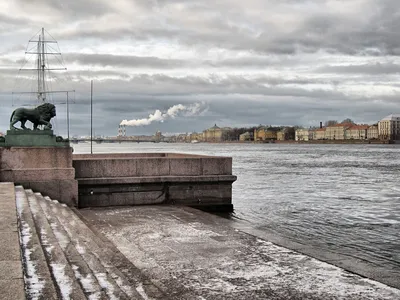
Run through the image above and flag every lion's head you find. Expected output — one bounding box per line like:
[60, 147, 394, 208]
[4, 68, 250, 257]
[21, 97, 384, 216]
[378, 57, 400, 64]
[36, 102, 56, 121]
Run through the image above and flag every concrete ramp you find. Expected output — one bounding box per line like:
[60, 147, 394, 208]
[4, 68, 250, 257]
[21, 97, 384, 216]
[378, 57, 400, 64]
[79, 206, 400, 300]
[15, 186, 163, 300]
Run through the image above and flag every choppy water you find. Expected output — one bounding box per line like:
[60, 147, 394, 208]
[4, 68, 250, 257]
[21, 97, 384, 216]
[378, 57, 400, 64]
[73, 142, 400, 277]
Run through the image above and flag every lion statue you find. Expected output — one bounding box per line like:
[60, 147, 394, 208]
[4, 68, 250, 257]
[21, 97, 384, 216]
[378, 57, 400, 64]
[10, 102, 56, 130]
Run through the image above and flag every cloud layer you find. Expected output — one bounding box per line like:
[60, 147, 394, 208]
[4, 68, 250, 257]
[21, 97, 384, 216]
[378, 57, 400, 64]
[1, 0, 400, 136]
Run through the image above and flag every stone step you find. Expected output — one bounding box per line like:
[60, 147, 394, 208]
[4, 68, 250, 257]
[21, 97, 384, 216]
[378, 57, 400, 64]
[35, 193, 108, 300]
[41, 196, 146, 300]
[25, 189, 87, 300]
[15, 186, 59, 300]
[69, 207, 165, 299]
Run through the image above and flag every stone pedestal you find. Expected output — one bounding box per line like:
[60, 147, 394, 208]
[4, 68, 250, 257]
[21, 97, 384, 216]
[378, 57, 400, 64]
[0, 147, 78, 206]
[0, 130, 69, 147]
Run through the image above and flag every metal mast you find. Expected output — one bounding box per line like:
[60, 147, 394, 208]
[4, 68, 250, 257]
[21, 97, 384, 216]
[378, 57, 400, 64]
[15, 27, 71, 103]
[40, 27, 46, 102]
[12, 28, 76, 134]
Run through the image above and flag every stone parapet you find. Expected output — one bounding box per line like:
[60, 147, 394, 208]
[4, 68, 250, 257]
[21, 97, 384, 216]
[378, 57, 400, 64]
[73, 156, 232, 178]
[74, 153, 236, 212]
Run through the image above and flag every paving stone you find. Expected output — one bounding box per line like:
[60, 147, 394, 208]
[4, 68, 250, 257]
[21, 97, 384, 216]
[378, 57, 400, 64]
[0, 261, 23, 280]
[0, 279, 25, 300]
[0, 232, 20, 261]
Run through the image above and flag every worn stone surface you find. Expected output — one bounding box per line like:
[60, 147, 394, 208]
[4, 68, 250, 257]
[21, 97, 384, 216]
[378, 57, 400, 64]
[73, 153, 235, 178]
[18, 179, 78, 206]
[25, 189, 87, 300]
[1, 168, 75, 181]
[0, 261, 23, 280]
[79, 205, 400, 300]
[15, 186, 58, 300]
[0, 183, 25, 300]
[0, 279, 26, 300]
[0, 147, 73, 169]
[0, 147, 78, 206]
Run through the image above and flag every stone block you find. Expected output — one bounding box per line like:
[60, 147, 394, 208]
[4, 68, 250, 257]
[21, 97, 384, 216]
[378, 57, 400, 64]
[0, 147, 73, 169]
[136, 158, 170, 176]
[201, 157, 232, 175]
[73, 159, 137, 178]
[168, 188, 195, 201]
[133, 191, 166, 205]
[108, 184, 164, 193]
[19, 179, 78, 206]
[108, 193, 135, 206]
[0, 147, 78, 206]
[169, 158, 202, 176]
[79, 193, 110, 207]
[193, 184, 232, 198]
[0, 168, 75, 182]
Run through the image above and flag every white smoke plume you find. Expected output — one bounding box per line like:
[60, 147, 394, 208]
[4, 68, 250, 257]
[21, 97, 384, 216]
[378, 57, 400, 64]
[120, 102, 208, 127]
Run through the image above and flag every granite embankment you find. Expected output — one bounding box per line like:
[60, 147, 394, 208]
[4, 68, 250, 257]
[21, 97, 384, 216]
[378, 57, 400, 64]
[1, 182, 400, 299]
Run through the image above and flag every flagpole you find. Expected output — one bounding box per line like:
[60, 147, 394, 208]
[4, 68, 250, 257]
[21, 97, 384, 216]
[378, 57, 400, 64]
[90, 80, 93, 154]
[67, 91, 70, 140]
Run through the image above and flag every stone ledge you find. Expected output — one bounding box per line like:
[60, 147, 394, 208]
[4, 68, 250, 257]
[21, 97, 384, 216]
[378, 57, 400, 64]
[76, 175, 237, 185]
[0, 168, 75, 181]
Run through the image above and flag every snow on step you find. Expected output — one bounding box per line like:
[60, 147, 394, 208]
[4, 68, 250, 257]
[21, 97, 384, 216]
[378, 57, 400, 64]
[42, 194, 142, 299]
[15, 186, 58, 300]
[35, 193, 108, 300]
[25, 189, 86, 300]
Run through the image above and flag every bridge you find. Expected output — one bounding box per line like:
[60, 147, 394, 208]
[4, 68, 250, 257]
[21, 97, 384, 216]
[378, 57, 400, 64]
[70, 138, 165, 144]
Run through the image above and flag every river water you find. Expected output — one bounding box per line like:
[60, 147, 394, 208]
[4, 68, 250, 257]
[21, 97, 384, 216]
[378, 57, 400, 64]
[73, 142, 400, 278]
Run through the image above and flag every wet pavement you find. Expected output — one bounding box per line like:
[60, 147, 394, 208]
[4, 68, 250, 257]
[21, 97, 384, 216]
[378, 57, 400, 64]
[78, 205, 400, 300]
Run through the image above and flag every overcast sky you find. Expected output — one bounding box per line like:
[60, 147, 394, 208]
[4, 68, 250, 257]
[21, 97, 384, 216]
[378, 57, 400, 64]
[1, 0, 400, 137]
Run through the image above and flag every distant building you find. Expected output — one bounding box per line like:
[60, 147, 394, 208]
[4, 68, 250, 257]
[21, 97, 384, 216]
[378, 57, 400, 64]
[346, 125, 369, 140]
[0, 132, 3, 137]
[254, 126, 279, 141]
[190, 132, 203, 142]
[313, 128, 326, 140]
[176, 133, 190, 143]
[367, 125, 378, 140]
[203, 124, 231, 142]
[154, 131, 163, 142]
[325, 123, 353, 140]
[277, 127, 295, 141]
[239, 132, 252, 141]
[378, 114, 400, 140]
[254, 126, 267, 141]
[295, 128, 312, 141]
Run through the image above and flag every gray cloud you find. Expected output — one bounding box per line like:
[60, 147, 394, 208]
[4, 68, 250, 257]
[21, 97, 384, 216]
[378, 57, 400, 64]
[65, 53, 187, 69]
[0, 0, 399, 136]
[317, 62, 400, 75]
